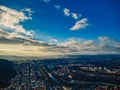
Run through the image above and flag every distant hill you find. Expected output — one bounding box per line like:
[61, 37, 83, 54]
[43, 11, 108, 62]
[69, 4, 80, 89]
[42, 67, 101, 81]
[0, 59, 17, 88]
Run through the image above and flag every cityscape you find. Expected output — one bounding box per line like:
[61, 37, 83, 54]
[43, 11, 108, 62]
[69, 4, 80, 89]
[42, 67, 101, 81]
[0, 0, 120, 90]
[3, 55, 120, 90]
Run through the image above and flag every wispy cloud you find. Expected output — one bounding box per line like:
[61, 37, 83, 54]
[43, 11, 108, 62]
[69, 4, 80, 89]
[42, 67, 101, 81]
[63, 8, 70, 16]
[55, 6, 87, 31]
[59, 37, 120, 55]
[72, 13, 81, 20]
[42, 0, 51, 3]
[63, 8, 81, 20]
[0, 6, 34, 37]
[62, 8, 88, 31]
[54, 5, 61, 9]
[0, 33, 120, 57]
[70, 18, 89, 30]
[21, 8, 35, 17]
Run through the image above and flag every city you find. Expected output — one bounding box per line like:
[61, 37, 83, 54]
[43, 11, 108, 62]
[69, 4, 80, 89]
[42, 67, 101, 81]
[3, 55, 120, 90]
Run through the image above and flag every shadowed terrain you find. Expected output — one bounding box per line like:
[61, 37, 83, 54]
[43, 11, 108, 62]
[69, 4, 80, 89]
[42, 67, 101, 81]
[0, 59, 17, 88]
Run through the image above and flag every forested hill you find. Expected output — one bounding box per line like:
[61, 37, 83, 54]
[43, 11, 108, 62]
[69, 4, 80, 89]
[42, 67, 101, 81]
[0, 59, 17, 88]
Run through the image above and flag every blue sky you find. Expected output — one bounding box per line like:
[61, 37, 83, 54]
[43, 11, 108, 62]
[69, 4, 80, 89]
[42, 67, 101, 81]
[0, 0, 120, 58]
[1, 0, 120, 40]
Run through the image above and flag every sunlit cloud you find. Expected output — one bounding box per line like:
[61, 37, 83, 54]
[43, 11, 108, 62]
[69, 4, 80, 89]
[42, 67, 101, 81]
[72, 13, 81, 20]
[59, 37, 120, 55]
[70, 18, 89, 30]
[63, 8, 81, 20]
[0, 5, 34, 37]
[63, 8, 70, 16]
[0, 35, 120, 57]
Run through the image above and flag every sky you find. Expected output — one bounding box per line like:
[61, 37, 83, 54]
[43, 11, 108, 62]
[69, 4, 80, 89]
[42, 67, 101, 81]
[0, 0, 120, 58]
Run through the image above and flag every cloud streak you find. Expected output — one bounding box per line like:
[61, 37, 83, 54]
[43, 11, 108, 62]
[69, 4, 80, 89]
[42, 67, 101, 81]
[59, 37, 120, 55]
[70, 18, 89, 30]
[0, 32, 120, 57]
[54, 5, 61, 9]
[42, 0, 51, 3]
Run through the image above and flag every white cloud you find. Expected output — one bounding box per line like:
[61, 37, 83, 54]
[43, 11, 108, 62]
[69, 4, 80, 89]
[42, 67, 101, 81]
[54, 5, 61, 9]
[62, 8, 89, 30]
[38, 35, 59, 44]
[98, 36, 120, 47]
[0, 5, 34, 37]
[49, 39, 59, 44]
[21, 8, 34, 17]
[42, 0, 50, 3]
[62, 8, 81, 20]
[63, 8, 70, 16]
[59, 37, 120, 55]
[0, 33, 120, 57]
[70, 18, 89, 30]
[72, 13, 81, 20]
